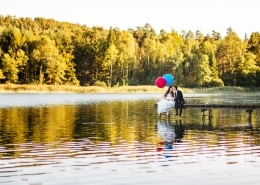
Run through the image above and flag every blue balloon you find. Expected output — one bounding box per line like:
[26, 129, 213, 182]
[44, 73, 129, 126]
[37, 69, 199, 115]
[163, 74, 174, 86]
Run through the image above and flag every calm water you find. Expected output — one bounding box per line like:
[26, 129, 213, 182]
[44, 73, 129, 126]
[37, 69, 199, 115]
[0, 93, 260, 185]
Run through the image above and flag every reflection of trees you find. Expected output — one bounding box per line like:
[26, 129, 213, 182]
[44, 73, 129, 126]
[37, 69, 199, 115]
[74, 101, 155, 143]
[0, 105, 77, 145]
[0, 108, 29, 144]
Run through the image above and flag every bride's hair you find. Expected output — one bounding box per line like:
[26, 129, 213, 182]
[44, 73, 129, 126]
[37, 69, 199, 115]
[165, 85, 174, 97]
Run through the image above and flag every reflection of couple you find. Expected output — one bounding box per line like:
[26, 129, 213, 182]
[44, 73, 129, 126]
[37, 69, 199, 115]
[157, 85, 184, 117]
[156, 119, 185, 146]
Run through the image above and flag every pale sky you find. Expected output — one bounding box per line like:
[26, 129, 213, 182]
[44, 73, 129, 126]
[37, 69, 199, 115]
[0, 0, 259, 39]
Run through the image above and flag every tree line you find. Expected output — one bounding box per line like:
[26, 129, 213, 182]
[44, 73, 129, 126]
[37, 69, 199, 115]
[1, 15, 260, 88]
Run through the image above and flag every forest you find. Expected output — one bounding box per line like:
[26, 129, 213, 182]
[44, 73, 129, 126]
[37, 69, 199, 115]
[1, 15, 260, 88]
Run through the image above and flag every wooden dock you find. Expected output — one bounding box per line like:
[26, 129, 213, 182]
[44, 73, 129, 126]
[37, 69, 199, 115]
[155, 103, 260, 110]
[154, 103, 260, 123]
[182, 103, 260, 109]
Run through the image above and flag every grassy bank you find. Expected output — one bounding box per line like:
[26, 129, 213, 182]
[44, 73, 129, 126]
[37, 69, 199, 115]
[0, 84, 164, 93]
[0, 84, 258, 93]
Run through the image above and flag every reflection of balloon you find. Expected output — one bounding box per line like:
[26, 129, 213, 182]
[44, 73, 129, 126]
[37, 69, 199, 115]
[165, 142, 173, 149]
[155, 77, 166, 88]
[156, 147, 163, 152]
[163, 74, 174, 86]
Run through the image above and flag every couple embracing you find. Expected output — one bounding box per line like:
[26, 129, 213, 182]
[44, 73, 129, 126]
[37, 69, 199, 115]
[157, 85, 185, 117]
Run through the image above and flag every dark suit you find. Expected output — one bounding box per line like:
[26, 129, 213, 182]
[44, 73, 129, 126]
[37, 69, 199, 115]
[174, 90, 185, 116]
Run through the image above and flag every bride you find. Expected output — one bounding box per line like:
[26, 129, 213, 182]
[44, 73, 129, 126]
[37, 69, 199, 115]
[157, 85, 176, 117]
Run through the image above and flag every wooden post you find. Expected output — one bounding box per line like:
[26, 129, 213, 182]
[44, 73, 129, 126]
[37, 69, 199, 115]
[201, 115, 206, 127]
[201, 110, 213, 129]
[246, 109, 253, 124]
[208, 109, 212, 119]
[154, 103, 157, 109]
[201, 109, 206, 117]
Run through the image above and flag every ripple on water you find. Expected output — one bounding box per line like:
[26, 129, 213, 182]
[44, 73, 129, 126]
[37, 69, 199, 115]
[0, 136, 260, 185]
[1, 95, 260, 184]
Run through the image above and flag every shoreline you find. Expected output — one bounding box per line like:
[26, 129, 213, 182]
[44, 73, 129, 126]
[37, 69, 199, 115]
[0, 84, 258, 94]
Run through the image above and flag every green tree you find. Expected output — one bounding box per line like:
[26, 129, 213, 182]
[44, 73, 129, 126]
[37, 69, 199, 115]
[31, 35, 71, 85]
[196, 54, 212, 86]
[248, 32, 260, 67]
[0, 69, 4, 79]
[117, 30, 136, 85]
[217, 28, 243, 85]
[236, 51, 259, 86]
[104, 44, 118, 87]
[1, 53, 20, 83]
[73, 26, 108, 85]
[199, 39, 223, 87]
[0, 27, 28, 83]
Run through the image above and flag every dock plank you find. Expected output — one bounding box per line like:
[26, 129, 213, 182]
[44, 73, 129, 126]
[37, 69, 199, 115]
[154, 103, 260, 109]
[184, 104, 260, 109]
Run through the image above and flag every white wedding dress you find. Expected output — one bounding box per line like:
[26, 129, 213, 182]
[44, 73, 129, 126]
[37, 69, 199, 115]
[157, 120, 176, 143]
[157, 94, 175, 115]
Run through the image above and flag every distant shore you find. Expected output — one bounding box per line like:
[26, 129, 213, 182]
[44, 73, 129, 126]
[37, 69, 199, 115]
[0, 84, 168, 93]
[0, 84, 258, 94]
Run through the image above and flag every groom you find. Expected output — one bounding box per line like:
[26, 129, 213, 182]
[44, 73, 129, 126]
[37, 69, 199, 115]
[173, 85, 185, 116]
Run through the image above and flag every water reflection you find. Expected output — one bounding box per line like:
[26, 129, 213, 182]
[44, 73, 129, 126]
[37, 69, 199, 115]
[157, 119, 184, 142]
[156, 119, 185, 152]
[0, 94, 260, 185]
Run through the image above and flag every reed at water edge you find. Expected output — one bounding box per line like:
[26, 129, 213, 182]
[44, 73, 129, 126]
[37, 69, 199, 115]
[0, 84, 258, 94]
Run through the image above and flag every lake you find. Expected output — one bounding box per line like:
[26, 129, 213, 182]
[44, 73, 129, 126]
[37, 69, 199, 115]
[0, 93, 260, 185]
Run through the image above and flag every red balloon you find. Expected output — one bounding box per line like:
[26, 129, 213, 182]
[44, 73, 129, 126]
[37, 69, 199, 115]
[155, 77, 166, 88]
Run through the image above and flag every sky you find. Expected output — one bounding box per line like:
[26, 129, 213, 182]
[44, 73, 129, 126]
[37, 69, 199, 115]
[0, 0, 259, 39]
